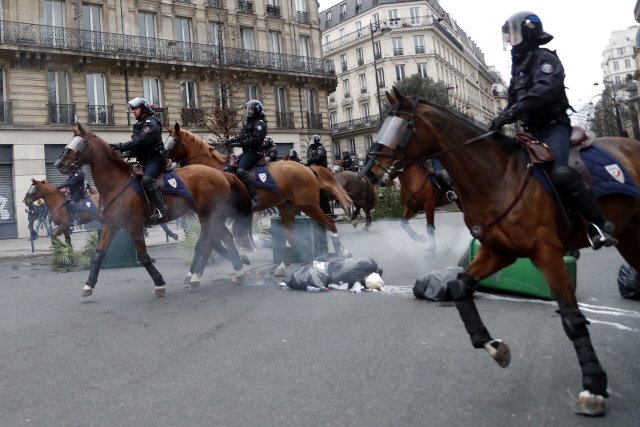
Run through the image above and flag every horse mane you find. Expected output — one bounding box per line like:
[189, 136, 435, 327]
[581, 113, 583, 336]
[85, 129, 133, 175]
[180, 128, 225, 163]
[414, 98, 521, 157]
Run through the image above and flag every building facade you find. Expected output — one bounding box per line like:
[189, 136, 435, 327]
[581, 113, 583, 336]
[320, 0, 504, 165]
[0, 0, 336, 239]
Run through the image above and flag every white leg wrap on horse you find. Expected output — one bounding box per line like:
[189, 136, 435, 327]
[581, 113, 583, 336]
[331, 232, 339, 238]
[575, 390, 606, 416]
[81, 284, 93, 297]
[155, 286, 165, 297]
[184, 271, 193, 285]
[274, 262, 287, 277]
[189, 273, 201, 289]
[483, 339, 511, 368]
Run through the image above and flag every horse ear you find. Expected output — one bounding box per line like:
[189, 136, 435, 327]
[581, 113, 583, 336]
[386, 90, 396, 106]
[77, 122, 85, 134]
[174, 122, 180, 134]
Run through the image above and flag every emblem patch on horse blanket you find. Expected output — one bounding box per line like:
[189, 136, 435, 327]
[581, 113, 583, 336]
[533, 144, 640, 199]
[132, 171, 196, 204]
[253, 165, 280, 195]
[78, 195, 98, 216]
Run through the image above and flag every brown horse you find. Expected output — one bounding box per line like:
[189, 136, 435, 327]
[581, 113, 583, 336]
[332, 171, 377, 230]
[393, 162, 461, 252]
[166, 123, 353, 276]
[54, 123, 253, 297]
[23, 178, 100, 247]
[361, 87, 640, 416]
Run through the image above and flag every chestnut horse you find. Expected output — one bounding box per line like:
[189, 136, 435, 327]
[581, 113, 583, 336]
[54, 123, 253, 297]
[332, 171, 377, 230]
[361, 88, 640, 416]
[24, 178, 100, 247]
[394, 162, 461, 252]
[166, 123, 353, 276]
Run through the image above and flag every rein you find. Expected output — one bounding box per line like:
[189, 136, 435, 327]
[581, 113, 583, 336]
[99, 173, 135, 214]
[35, 186, 68, 218]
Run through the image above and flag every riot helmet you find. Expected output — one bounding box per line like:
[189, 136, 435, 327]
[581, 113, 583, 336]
[289, 149, 299, 159]
[502, 11, 553, 48]
[342, 150, 351, 159]
[127, 97, 154, 114]
[311, 134, 321, 145]
[245, 100, 263, 119]
[264, 136, 274, 146]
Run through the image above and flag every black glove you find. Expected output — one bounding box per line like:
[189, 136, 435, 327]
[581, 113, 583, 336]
[109, 143, 121, 151]
[489, 109, 516, 131]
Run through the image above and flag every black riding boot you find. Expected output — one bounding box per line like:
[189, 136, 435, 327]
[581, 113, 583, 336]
[433, 171, 458, 202]
[68, 201, 81, 225]
[237, 169, 260, 208]
[142, 180, 168, 221]
[551, 167, 617, 250]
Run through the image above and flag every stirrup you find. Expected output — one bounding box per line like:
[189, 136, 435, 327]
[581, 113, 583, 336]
[150, 208, 165, 221]
[251, 196, 261, 209]
[587, 223, 618, 250]
[446, 191, 458, 202]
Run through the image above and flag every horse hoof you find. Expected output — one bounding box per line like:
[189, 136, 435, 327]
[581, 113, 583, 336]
[484, 339, 510, 368]
[232, 261, 243, 271]
[189, 274, 201, 289]
[274, 263, 287, 277]
[341, 248, 353, 258]
[574, 390, 606, 416]
[155, 286, 166, 297]
[81, 285, 93, 297]
[184, 272, 193, 285]
[241, 254, 251, 265]
[351, 220, 358, 229]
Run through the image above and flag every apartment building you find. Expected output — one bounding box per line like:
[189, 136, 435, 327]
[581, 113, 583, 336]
[0, 0, 336, 239]
[321, 0, 504, 164]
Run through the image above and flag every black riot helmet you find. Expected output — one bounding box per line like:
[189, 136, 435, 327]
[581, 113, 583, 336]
[342, 150, 350, 159]
[502, 11, 553, 48]
[289, 149, 299, 159]
[245, 100, 264, 120]
[127, 97, 154, 114]
[311, 134, 321, 145]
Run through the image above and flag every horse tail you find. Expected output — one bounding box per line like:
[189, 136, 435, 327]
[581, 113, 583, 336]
[225, 172, 256, 252]
[310, 166, 353, 213]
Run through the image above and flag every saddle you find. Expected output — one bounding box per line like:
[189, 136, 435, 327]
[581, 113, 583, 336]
[224, 153, 267, 177]
[131, 158, 178, 187]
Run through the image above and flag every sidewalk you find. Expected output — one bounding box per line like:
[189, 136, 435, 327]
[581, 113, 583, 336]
[0, 224, 181, 262]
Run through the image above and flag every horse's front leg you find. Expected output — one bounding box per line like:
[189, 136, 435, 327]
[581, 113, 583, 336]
[448, 246, 516, 367]
[534, 250, 608, 416]
[130, 226, 166, 297]
[82, 225, 118, 297]
[363, 207, 372, 230]
[351, 206, 361, 228]
[399, 206, 426, 243]
[424, 194, 437, 252]
[274, 204, 297, 277]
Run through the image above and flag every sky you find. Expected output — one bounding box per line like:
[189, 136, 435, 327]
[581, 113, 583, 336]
[318, 0, 638, 111]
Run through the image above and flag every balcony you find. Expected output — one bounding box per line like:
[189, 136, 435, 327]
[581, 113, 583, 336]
[330, 114, 380, 134]
[266, 5, 281, 18]
[275, 112, 295, 129]
[207, 0, 222, 7]
[180, 107, 205, 128]
[87, 105, 114, 126]
[0, 20, 336, 77]
[47, 103, 76, 125]
[393, 48, 404, 56]
[374, 52, 382, 60]
[304, 113, 323, 130]
[341, 63, 347, 72]
[152, 107, 169, 127]
[237, 0, 254, 14]
[296, 11, 309, 24]
[415, 46, 425, 54]
[357, 58, 364, 66]
[0, 102, 12, 124]
[360, 87, 368, 94]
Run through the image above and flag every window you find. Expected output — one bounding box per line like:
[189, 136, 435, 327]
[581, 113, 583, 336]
[324, 35, 332, 51]
[366, 135, 373, 149]
[388, 9, 400, 27]
[139, 12, 157, 54]
[329, 111, 337, 127]
[373, 40, 382, 59]
[82, 3, 102, 50]
[414, 35, 425, 54]
[0, 68, 8, 124]
[360, 103, 370, 118]
[143, 77, 162, 107]
[372, 13, 380, 27]
[245, 85, 258, 101]
[333, 141, 341, 158]
[392, 37, 404, 56]
[339, 28, 346, 45]
[356, 48, 364, 66]
[395, 65, 406, 81]
[613, 61, 620, 70]
[47, 71, 73, 124]
[340, 3, 346, 16]
[44, 0, 65, 47]
[208, 22, 224, 62]
[326, 11, 332, 22]
[176, 17, 193, 59]
[347, 138, 355, 154]
[275, 87, 287, 112]
[340, 54, 347, 71]
[376, 68, 385, 87]
[268, 30, 282, 67]
[299, 35, 311, 57]
[86, 73, 109, 124]
[355, 21, 363, 38]
[417, 63, 428, 78]
[296, 0, 307, 13]
[241, 28, 254, 49]
[625, 59, 632, 68]
[345, 107, 353, 122]
[617, 47, 625, 55]
[359, 74, 367, 93]
[180, 80, 197, 108]
[410, 7, 421, 25]
[343, 79, 351, 98]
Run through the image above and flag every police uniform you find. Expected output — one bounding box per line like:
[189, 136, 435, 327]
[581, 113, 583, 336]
[58, 168, 86, 203]
[307, 142, 328, 168]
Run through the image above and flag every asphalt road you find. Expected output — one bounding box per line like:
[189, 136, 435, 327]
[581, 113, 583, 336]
[1, 213, 638, 427]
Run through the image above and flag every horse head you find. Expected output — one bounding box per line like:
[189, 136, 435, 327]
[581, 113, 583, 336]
[54, 123, 119, 175]
[166, 122, 225, 169]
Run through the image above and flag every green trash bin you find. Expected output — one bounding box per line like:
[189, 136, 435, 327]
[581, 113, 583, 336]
[98, 228, 140, 269]
[271, 215, 328, 263]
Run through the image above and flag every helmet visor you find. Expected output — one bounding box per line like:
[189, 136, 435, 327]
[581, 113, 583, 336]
[502, 21, 523, 48]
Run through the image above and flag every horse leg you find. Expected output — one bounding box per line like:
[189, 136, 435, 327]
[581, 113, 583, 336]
[130, 227, 166, 297]
[299, 204, 351, 258]
[82, 225, 118, 297]
[425, 205, 437, 253]
[274, 203, 297, 276]
[351, 206, 361, 228]
[363, 207, 372, 230]
[185, 238, 203, 285]
[400, 206, 426, 243]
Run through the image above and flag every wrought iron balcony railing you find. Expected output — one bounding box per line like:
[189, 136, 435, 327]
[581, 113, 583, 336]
[237, 0, 254, 13]
[180, 107, 206, 128]
[330, 114, 380, 133]
[48, 103, 76, 125]
[0, 20, 335, 77]
[304, 113, 323, 130]
[275, 112, 295, 129]
[0, 101, 12, 124]
[207, 0, 222, 7]
[87, 105, 114, 126]
[266, 5, 281, 18]
[296, 11, 309, 24]
[152, 107, 169, 127]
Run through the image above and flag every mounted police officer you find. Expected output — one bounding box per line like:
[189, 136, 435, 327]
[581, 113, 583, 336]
[489, 11, 616, 250]
[288, 149, 303, 164]
[227, 100, 267, 208]
[307, 134, 328, 168]
[57, 166, 86, 224]
[341, 150, 357, 172]
[264, 136, 278, 162]
[110, 97, 167, 220]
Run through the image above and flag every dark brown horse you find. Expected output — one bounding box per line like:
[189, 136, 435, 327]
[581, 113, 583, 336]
[24, 178, 100, 247]
[361, 87, 640, 416]
[332, 171, 377, 230]
[166, 123, 353, 276]
[394, 162, 461, 252]
[54, 123, 253, 297]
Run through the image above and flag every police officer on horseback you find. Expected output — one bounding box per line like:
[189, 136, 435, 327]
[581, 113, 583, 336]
[489, 11, 617, 249]
[110, 97, 167, 220]
[341, 150, 357, 172]
[264, 136, 278, 162]
[288, 149, 303, 164]
[57, 166, 86, 224]
[307, 135, 328, 167]
[227, 100, 267, 208]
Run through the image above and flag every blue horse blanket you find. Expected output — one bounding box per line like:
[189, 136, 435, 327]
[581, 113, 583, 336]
[131, 170, 196, 204]
[253, 165, 280, 195]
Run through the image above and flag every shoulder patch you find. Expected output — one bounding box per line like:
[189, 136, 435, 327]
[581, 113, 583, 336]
[143, 125, 152, 133]
[540, 63, 554, 74]
[256, 125, 263, 131]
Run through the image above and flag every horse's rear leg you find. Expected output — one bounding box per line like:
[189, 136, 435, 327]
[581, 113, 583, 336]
[82, 225, 117, 297]
[364, 208, 372, 230]
[299, 204, 351, 258]
[400, 206, 426, 243]
[425, 206, 436, 253]
[274, 203, 297, 277]
[351, 206, 361, 228]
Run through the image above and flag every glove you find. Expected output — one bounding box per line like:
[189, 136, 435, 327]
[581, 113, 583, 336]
[109, 143, 121, 151]
[489, 109, 516, 131]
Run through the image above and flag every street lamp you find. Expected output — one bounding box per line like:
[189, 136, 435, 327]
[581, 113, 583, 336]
[369, 20, 391, 117]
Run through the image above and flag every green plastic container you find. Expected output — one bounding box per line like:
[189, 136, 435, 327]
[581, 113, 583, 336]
[271, 216, 328, 263]
[468, 238, 576, 300]
[99, 228, 140, 269]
